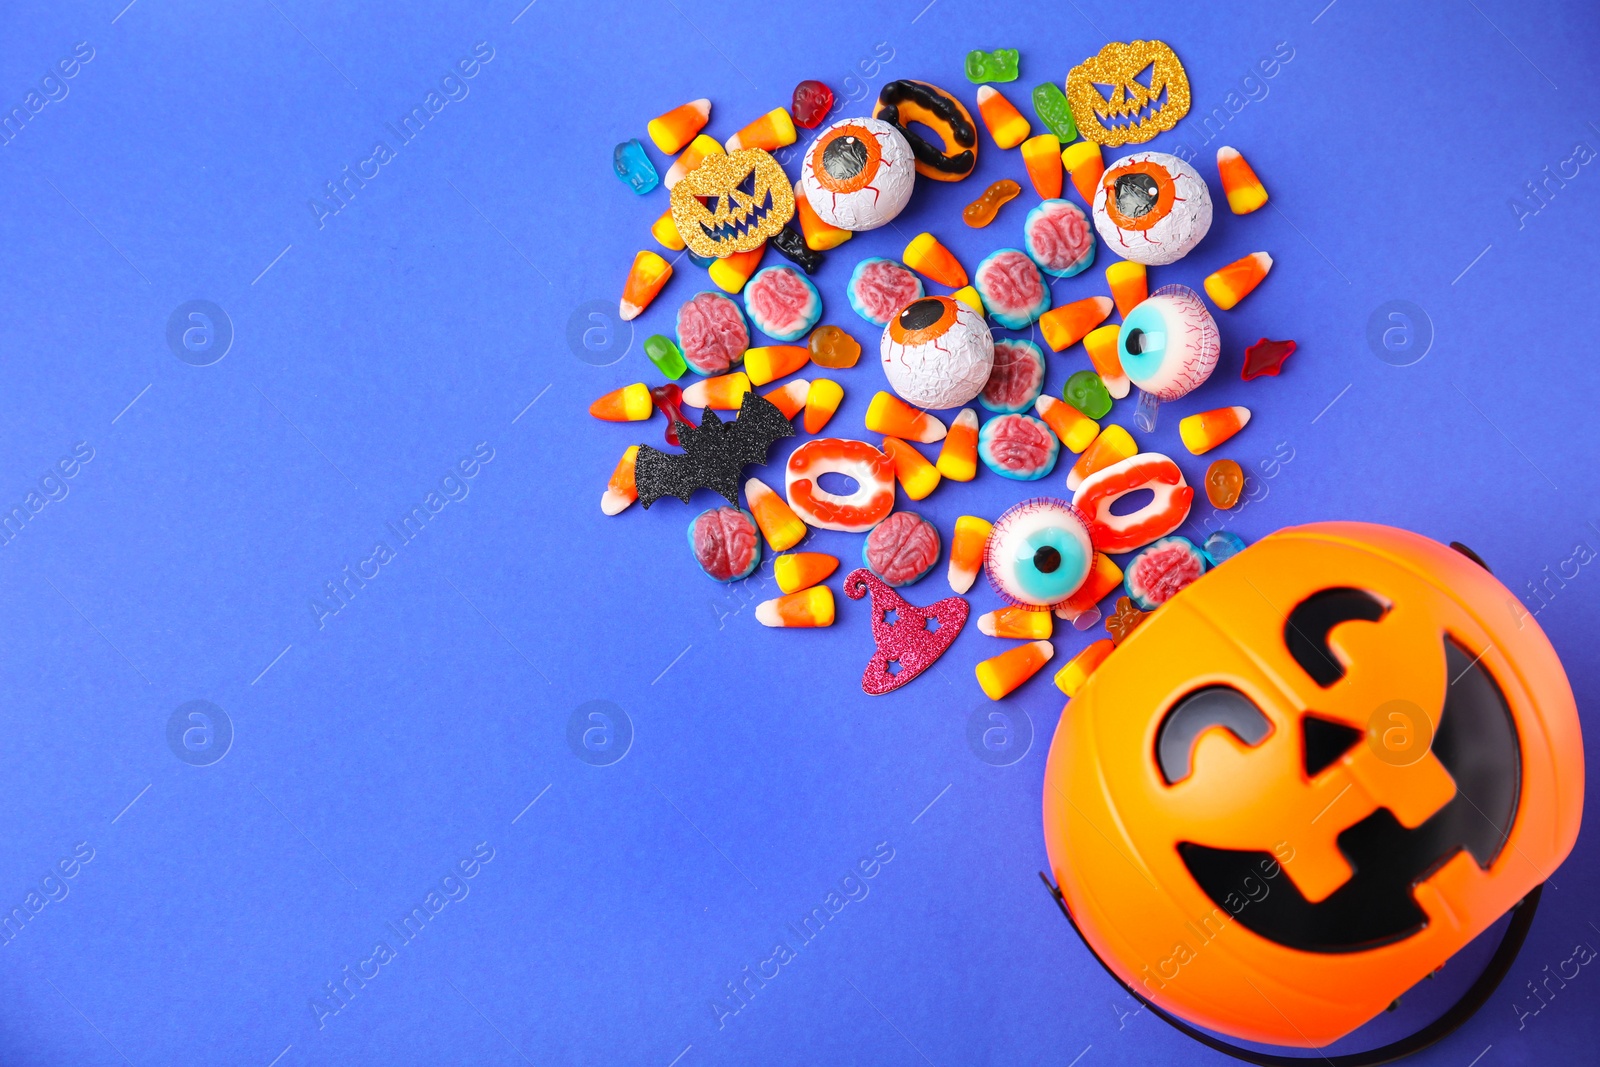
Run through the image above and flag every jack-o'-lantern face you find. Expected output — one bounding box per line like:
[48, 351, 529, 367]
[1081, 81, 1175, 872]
[1042, 523, 1584, 1047]
[669, 148, 795, 259]
[1066, 39, 1191, 147]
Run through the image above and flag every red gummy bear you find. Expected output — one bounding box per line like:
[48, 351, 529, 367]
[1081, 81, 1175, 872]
[791, 80, 834, 129]
[650, 384, 695, 446]
[843, 568, 969, 695]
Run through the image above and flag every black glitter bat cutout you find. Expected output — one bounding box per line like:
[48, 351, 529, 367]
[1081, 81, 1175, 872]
[634, 391, 794, 508]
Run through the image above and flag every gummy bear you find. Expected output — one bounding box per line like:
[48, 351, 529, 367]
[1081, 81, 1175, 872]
[808, 324, 861, 369]
[644, 335, 688, 380]
[771, 227, 823, 274]
[612, 138, 659, 194]
[1204, 458, 1244, 509]
[964, 48, 1019, 84]
[791, 79, 835, 128]
[1064, 370, 1112, 419]
[962, 179, 1021, 228]
[1031, 82, 1078, 143]
[1105, 596, 1149, 645]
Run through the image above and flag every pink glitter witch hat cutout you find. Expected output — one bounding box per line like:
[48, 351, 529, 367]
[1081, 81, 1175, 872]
[843, 568, 969, 695]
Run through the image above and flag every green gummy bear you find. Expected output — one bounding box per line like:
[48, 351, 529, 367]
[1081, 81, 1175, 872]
[1064, 370, 1112, 420]
[964, 48, 1019, 84]
[1031, 83, 1078, 144]
[644, 334, 688, 380]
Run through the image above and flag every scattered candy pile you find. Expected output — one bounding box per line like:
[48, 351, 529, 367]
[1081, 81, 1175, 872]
[597, 40, 1299, 702]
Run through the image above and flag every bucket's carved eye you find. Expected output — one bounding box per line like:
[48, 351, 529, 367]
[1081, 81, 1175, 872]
[1284, 587, 1389, 687]
[1156, 686, 1270, 785]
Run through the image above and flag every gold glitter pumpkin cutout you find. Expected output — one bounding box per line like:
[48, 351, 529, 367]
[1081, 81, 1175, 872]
[669, 148, 795, 258]
[1066, 40, 1191, 147]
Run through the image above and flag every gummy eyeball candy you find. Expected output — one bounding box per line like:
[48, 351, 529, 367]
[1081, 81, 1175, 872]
[984, 498, 1094, 609]
[800, 116, 916, 232]
[1091, 151, 1212, 266]
[1117, 284, 1220, 401]
[880, 296, 995, 410]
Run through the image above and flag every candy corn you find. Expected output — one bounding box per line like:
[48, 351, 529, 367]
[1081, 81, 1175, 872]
[1061, 140, 1104, 204]
[725, 107, 797, 152]
[1054, 639, 1115, 697]
[620, 250, 672, 321]
[1105, 260, 1147, 318]
[589, 382, 651, 422]
[1081, 324, 1130, 399]
[773, 552, 838, 594]
[1059, 552, 1123, 619]
[979, 605, 1053, 639]
[865, 392, 946, 443]
[763, 379, 810, 419]
[651, 207, 685, 252]
[663, 133, 724, 190]
[601, 445, 638, 516]
[745, 345, 809, 386]
[975, 85, 1030, 149]
[1216, 145, 1268, 214]
[756, 585, 834, 628]
[682, 372, 751, 410]
[1021, 133, 1062, 199]
[804, 379, 844, 434]
[976, 640, 1054, 699]
[648, 98, 711, 155]
[1204, 252, 1273, 311]
[936, 408, 979, 481]
[881, 438, 941, 501]
[1067, 424, 1137, 491]
[1034, 394, 1098, 453]
[1039, 295, 1114, 352]
[1179, 406, 1251, 455]
[709, 243, 765, 294]
[745, 476, 807, 550]
[948, 515, 993, 594]
[903, 232, 968, 288]
[794, 193, 852, 251]
[951, 285, 985, 317]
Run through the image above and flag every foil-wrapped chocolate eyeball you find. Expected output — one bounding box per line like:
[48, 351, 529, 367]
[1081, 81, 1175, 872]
[879, 296, 995, 410]
[800, 116, 916, 231]
[1091, 151, 1213, 266]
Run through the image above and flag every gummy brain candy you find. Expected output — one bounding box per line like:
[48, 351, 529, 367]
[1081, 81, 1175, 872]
[981, 338, 1046, 414]
[800, 116, 916, 231]
[973, 248, 1050, 329]
[1024, 199, 1096, 278]
[1117, 284, 1220, 401]
[848, 257, 924, 327]
[743, 265, 821, 342]
[862, 510, 941, 587]
[985, 498, 1093, 609]
[1091, 151, 1213, 266]
[978, 413, 1059, 481]
[1122, 534, 1207, 609]
[675, 291, 749, 376]
[880, 296, 995, 410]
[688, 507, 761, 582]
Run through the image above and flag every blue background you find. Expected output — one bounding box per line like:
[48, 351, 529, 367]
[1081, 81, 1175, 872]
[1, 0, 1597, 1064]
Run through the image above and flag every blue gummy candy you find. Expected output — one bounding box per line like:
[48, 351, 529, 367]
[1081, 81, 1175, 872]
[977, 414, 1059, 480]
[1201, 530, 1248, 566]
[613, 138, 659, 195]
[743, 266, 822, 342]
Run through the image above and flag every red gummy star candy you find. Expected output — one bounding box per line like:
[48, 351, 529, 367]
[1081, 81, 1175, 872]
[1241, 338, 1296, 381]
[843, 568, 968, 695]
